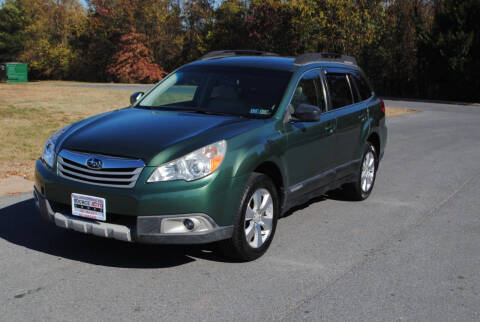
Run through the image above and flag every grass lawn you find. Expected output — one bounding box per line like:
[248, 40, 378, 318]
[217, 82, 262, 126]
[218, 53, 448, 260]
[0, 81, 411, 181]
[0, 82, 132, 180]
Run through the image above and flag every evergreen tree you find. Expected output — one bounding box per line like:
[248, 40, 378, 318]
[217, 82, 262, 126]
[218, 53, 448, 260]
[423, 0, 480, 101]
[0, 0, 30, 62]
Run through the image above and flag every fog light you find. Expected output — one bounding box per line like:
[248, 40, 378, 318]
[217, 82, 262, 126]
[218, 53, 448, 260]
[160, 216, 214, 234]
[183, 219, 195, 230]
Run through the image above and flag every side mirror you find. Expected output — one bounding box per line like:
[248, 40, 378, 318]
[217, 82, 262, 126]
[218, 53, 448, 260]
[293, 103, 322, 122]
[130, 92, 144, 105]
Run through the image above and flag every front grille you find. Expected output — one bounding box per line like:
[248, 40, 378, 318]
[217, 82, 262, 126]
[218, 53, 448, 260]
[57, 149, 145, 188]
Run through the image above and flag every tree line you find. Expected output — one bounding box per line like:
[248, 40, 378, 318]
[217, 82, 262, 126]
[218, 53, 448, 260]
[0, 0, 478, 102]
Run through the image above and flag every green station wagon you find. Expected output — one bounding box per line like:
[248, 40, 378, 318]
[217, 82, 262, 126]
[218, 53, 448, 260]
[34, 50, 387, 261]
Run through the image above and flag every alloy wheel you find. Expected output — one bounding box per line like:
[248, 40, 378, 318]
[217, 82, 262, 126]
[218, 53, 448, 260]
[361, 150, 375, 193]
[244, 188, 274, 248]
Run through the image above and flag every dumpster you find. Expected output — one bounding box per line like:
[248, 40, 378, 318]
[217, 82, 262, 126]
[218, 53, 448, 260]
[0, 62, 28, 83]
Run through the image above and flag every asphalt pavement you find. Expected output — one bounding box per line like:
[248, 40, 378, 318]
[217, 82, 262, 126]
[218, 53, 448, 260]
[1, 100, 479, 321]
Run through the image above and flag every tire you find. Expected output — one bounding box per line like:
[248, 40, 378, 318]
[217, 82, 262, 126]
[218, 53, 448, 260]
[218, 173, 279, 261]
[343, 142, 378, 201]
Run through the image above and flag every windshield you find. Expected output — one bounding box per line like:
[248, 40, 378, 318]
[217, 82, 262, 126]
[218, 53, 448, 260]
[138, 66, 292, 118]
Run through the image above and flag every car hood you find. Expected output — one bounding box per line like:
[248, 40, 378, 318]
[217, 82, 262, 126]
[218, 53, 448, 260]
[59, 108, 263, 165]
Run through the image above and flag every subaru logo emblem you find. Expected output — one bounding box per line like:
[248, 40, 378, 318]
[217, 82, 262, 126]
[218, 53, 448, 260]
[86, 158, 103, 170]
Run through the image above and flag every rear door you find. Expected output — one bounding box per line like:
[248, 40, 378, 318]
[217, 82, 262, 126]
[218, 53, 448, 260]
[284, 69, 337, 194]
[324, 68, 367, 178]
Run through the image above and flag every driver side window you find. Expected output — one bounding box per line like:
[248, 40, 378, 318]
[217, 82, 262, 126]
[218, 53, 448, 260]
[289, 69, 325, 115]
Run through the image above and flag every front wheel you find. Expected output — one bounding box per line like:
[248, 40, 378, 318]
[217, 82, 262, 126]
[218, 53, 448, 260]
[343, 142, 378, 201]
[219, 173, 279, 261]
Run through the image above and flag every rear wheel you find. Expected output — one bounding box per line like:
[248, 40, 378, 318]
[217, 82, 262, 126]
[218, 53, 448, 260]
[343, 142, 378, 201]
[219, 173, 279, 261]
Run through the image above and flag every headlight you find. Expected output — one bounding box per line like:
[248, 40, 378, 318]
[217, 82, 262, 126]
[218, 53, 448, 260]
[42, 125, 72, 168]
[147, 140, 227, 182]
[42, 139, 56, 168]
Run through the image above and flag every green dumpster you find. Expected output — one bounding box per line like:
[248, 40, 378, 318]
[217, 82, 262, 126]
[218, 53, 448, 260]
[0, 62, 28, 83]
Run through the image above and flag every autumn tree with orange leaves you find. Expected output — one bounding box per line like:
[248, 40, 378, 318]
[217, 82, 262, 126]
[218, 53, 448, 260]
[107, 30, 166, 83]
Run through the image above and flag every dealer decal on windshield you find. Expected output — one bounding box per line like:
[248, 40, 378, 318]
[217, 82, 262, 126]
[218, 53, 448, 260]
[249, 107, 273, 115]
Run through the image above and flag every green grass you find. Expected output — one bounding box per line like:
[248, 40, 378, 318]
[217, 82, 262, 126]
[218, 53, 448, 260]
[0, 82, 131, 179]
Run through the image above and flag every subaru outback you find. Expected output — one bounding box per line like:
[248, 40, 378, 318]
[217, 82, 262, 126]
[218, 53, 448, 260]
[34, 50, 387, 261]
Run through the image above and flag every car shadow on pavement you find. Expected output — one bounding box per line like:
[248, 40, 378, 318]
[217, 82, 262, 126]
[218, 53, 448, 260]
[281, 188, 357, 218]
[0, 198, 235, 268]
[281, 196, 327, 218]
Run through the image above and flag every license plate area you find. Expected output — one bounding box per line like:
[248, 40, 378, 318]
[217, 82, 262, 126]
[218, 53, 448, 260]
[71, 193, 106, 221]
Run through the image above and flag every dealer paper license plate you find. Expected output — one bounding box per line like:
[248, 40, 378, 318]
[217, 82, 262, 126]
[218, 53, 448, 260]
[71, 193, 106, 221]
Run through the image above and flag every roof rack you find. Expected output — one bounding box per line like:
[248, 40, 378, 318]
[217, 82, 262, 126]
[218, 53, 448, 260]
[294, 52, 357, 66]
[200, 50, 279, 60]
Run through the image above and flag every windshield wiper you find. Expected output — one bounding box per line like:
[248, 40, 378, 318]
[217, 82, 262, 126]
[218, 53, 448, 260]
[135, 105, 161, 110]
[183, 110, 244, 117]
[136, 106, 245, 118]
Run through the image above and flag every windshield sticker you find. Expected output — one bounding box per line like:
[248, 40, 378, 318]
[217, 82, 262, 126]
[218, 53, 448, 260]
[250, 107, 272, 115]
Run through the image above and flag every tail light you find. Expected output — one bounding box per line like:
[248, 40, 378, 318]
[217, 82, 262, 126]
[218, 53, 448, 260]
[380, 100, 386, 113]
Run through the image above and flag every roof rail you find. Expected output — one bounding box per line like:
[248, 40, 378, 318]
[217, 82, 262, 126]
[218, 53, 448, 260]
[294, 52, 357, 66]
[200, 50, 279, 60]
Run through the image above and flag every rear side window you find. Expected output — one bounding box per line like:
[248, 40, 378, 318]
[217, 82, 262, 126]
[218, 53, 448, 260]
[348, 74, 361, 103]
[326, 73, 353, 109]
[352, 73, 372, 100]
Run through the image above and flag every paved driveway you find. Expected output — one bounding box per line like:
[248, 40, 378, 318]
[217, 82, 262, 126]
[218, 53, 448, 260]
[1, 100, 479, 321]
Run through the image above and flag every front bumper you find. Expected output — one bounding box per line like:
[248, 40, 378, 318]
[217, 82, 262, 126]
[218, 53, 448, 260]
[34, 186, 233, 244]
[35, 158, 248, 227]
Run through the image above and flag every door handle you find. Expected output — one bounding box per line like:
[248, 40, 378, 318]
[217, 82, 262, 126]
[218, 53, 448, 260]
[358, 112, 367, 121]
[325, 121, 336, 134]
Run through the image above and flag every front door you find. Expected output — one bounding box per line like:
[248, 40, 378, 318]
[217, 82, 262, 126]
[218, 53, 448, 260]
[284, 69, 337, 195]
